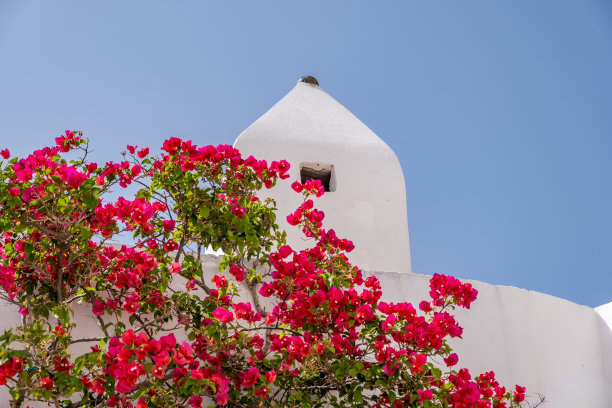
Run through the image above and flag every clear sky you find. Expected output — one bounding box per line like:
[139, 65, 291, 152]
[0, 1, 611, 307]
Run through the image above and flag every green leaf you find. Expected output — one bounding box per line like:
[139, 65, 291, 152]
[432, 367, 442, 379]
[83, 193, 98, 209]
[354, 388, 363, 403]
[9, 388, 19, 400]
[199, 207, 210, 219]
[80, 226, 92, 241]
[334, 368, 345, 380]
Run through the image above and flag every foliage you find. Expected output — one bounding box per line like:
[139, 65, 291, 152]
[0, 133, 537, 407]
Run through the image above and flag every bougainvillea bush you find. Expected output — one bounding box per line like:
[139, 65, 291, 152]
[0, 132, 540, 408]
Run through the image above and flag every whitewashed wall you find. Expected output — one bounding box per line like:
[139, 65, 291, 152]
[235, 81, 411, 274]
[374, 270, 612, 407]
[2, 257, 612, 406]
[595, 301, 612, 406]
[231, 77, 612, 407]
[6, 78, 612, 406]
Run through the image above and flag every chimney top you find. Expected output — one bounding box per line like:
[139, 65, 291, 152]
[298, 75, 319, 86]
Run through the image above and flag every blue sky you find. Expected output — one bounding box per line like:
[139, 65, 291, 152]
[0, 1, 611, 307]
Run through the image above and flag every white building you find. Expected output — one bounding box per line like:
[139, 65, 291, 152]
[3, 77, 612, 407]
[235, 76, 612, 408]
[235, 76, 411, 274]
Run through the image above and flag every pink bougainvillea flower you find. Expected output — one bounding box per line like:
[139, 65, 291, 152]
[4, 357, 22, 377]
[383, 361, 399, 376]
[213, 307, 234, 323]
[152, 350, 170, 367]
[39, 377, 54, 390]
[444, 353, 459, 367]
[265, 370, 276, 383]
[56, 164, 87, 189]
[189, 395, 203, 408]
[264, 312, 277, 324]
[277, 245, 292, 258]
[212, 275, 228, 288]
[163, 239, 178, 252]
[291, 181, 303, 192]
[54, 357, 73, 373]
[231, 205, 246, 218]
[138, 147, 150, 158]
[286, 212, 301, 226]
[172, 342, 194, 365]
[258, 283, 274, 297]
[92, 299, 106, 316]
[418, 389, 433, 401]
[160, 333, 177, 350]
[514, 385, 527, 402]
[190, 369, 204, 380]
[185, 279, 196, 291]
[381, 314, 397, 332]
[409, 353, 427, 374]
[115, 379, 134, 394]
[419, 300, 432, 313]
[163, 219, 175, 231]
[122, 329, 137, 346]
[241, 366, 260, 388]
[152, 364, 165, 379]
[123, 292, 141, 314]
[216, 392, 229, 406]
[229, 264, 245, 282]
[53, 325, 66, 337]
[131, 164, 141, 177]
[0, 135, 527, 408]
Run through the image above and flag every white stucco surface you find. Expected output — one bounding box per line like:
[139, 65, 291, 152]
[4, 79, 612, 407]
[230, 79, 612, 406]
[596, 302, 612, 407]
[374, 271, 612, 407]
[2, 253, 612, 406]
[234, 80, 411, 273]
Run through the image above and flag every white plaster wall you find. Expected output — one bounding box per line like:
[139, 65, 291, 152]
[234, 81, 411, 274]
[596, 302, 612, 407]
[374, 271, 611, 408]
[4, 81, 612, 403]
[0, 256, 225, 407]
[231, 78, 612, 406]
[2, 256, 612, 406]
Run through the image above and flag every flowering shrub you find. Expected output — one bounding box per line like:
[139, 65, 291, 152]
[0, 132, 541, 407]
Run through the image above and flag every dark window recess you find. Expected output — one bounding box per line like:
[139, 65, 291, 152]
[301, 165, 332, 192]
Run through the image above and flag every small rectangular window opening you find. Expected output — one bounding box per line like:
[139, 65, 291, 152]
[300, 162, 335, 192]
